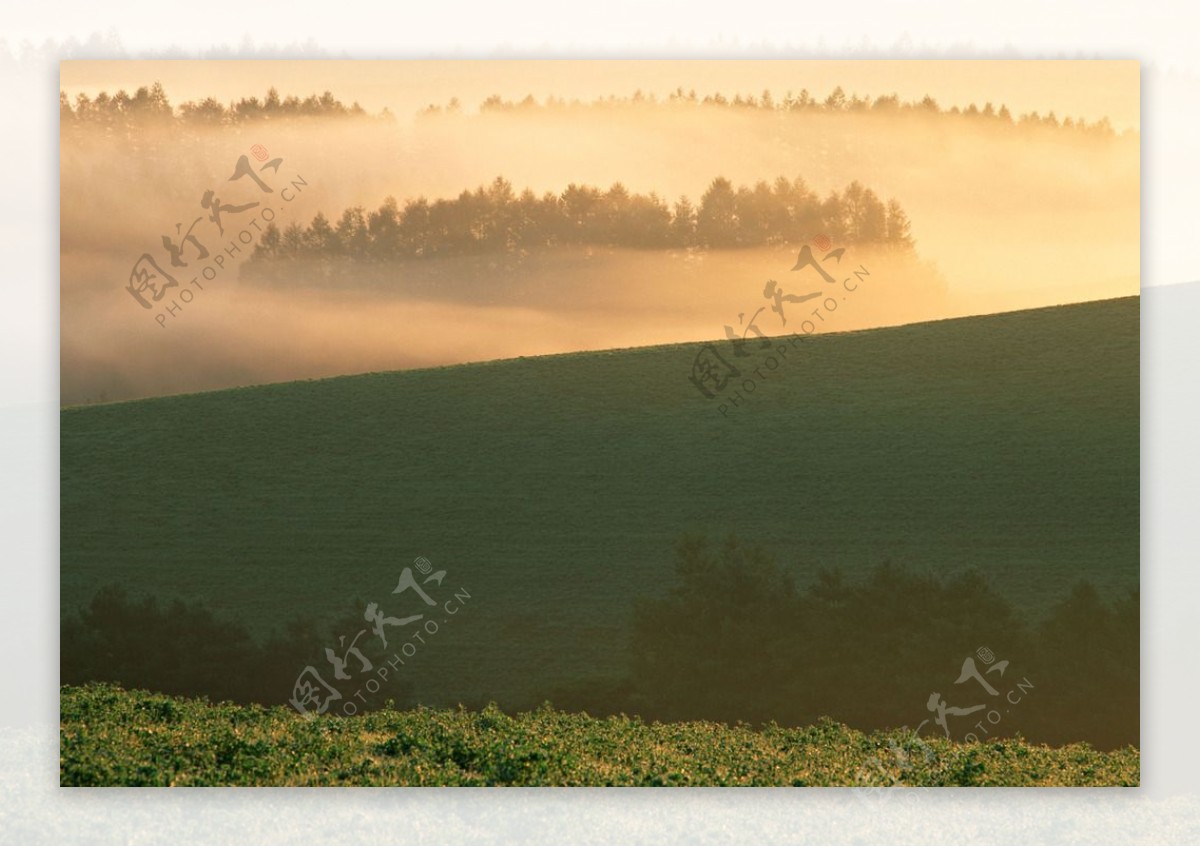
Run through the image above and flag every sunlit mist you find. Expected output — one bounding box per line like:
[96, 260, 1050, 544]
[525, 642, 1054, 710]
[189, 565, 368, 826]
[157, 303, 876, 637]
[60, 60, 1138, 404]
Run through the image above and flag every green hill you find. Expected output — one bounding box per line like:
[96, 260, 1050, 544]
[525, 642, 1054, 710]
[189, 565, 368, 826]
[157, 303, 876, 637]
[61, 297, 1139, 709]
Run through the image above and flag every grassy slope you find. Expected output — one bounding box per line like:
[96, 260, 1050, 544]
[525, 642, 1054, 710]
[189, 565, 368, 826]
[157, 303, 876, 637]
[61, 297, 1139, 707]
[60, 684, 1139, 787]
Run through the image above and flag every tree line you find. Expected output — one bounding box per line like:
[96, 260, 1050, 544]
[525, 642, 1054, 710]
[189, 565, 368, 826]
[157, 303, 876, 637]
[554, 536, 1139, 751]
[61, 585, 413, 712]
[422, 86, 1120, 137]
[61, 536, 1137, 750]
[58, 82, 1121, 139]
[60, 83, 387, 132]
[246, 175, 913, 271]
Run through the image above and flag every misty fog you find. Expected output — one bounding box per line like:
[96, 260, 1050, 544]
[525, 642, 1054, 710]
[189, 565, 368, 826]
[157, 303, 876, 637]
[60, 95, 1138, 404]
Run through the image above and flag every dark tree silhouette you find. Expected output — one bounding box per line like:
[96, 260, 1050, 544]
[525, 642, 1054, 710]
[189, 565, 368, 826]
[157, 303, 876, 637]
[61, 585, 416, 711]
[598, 536, 1135, 749]
[245, 173, 917, 283]
[60, 83, 1122, 142]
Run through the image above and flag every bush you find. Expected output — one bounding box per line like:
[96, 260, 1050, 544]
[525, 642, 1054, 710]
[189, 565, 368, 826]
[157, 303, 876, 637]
[59, 683, 1140, 787]
[624, 535, 1136, 748]
[61, 586, 415, 710]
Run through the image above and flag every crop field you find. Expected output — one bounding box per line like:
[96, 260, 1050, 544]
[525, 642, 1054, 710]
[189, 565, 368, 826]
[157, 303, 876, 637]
[59, 684, 1139, 787]
[60, 296, 1139, 709]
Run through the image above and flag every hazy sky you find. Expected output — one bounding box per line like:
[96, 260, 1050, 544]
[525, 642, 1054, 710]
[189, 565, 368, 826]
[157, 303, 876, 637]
[61, 60, 1140, 131]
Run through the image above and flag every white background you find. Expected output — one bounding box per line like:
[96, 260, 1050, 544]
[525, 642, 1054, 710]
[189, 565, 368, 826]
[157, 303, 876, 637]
[3, 1, 1198, 842]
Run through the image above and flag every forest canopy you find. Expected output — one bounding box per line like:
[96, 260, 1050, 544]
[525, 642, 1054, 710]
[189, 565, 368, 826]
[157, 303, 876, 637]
[247, 175, 914, 268]
[424, 85, 1121, 137]
[59, 83, 388, 133]
[59, 83, 1122, 138]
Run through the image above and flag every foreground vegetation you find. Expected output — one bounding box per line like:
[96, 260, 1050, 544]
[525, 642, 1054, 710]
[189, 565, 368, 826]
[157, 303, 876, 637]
[60, 684, 1138, 787]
